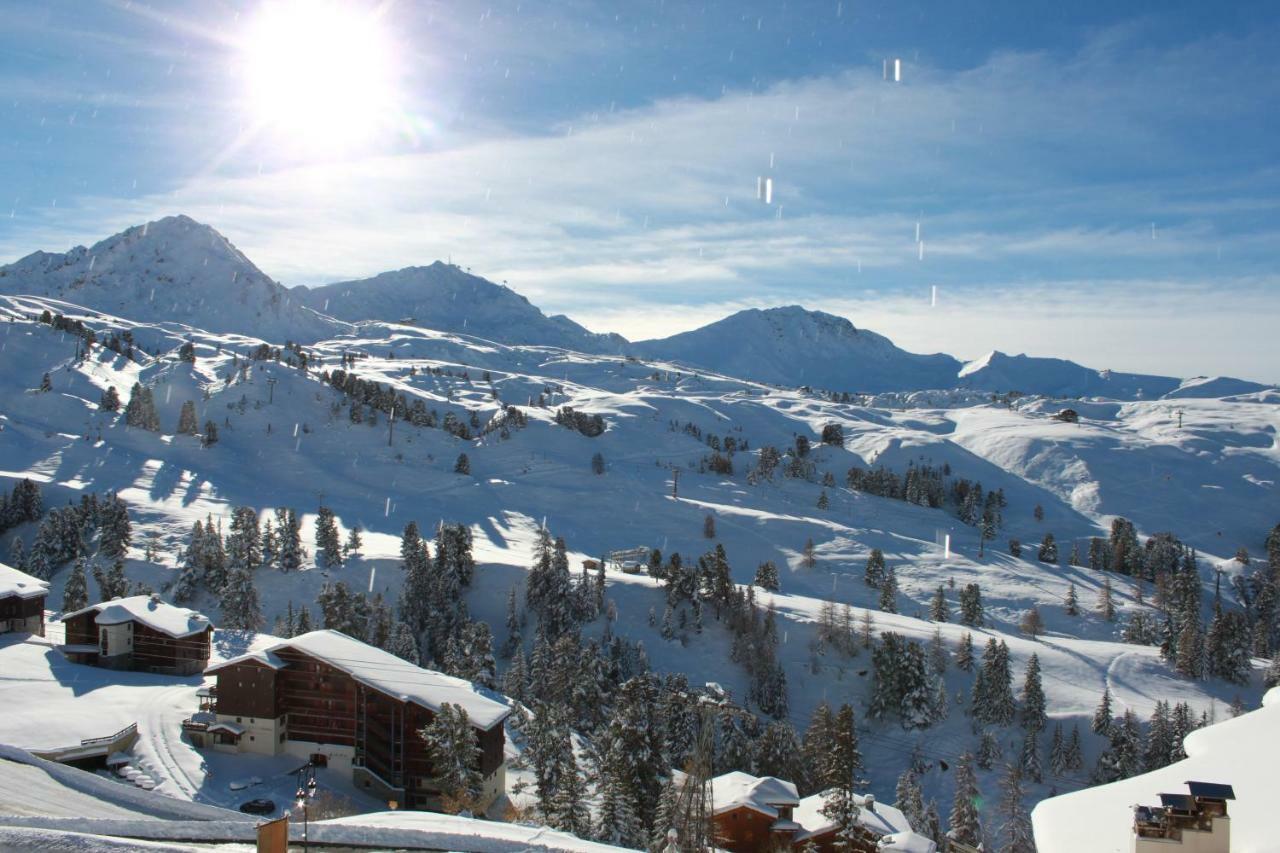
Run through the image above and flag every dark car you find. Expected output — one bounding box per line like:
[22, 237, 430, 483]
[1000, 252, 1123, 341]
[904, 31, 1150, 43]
[239, 798, 276, 815]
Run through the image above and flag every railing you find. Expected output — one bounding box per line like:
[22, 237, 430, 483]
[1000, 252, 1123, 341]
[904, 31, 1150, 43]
[80, 722, 137, 747]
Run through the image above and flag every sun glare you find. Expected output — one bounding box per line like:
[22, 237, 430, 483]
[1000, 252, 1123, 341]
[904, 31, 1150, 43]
[239, 1, 399, 155]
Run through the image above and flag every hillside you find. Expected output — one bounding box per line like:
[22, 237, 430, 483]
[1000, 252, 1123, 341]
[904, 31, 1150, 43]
[293, 263, 628, 353]
[0, 216, 342, 343]
[635, 306, 964, 393]
[957, 351, 1181, 399]
[1, 287, 1276, 849]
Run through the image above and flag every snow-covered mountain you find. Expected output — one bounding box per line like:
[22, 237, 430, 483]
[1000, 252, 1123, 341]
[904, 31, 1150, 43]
[956, 350, 1181, 399]
[293, 263, 628, 353]
[0, 215, 342, 343]
[634, 306, 964, 393]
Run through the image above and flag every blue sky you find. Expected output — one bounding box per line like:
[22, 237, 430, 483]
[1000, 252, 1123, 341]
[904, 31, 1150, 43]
[1, 0, 1278, 380]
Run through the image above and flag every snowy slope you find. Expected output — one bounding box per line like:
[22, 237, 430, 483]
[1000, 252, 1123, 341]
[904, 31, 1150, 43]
[635, 306, 963, 393]
[957, 350, 1181, 399]
[0, 291, 1276, 844]
[1031, 686, 1280, 853]
[0, 216, 342, 343]
[293, 263, 628, 353]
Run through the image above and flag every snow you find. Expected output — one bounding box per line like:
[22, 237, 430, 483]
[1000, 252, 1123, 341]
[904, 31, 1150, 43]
[62, 595, 213, 638]
[235, 629, 512, 730]
[794, 792, 913, 840]
[314, 810, 631, 851]
[1031, 687, 1280, 853]
[0, 559, 49, 600]
[707, 771, 799, 817]
[956, 350, 1180, 399]
[877, 830, 937, 851]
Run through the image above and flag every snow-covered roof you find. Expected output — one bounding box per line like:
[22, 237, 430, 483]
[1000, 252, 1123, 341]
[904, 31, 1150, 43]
[0, 561, 49, 601]
[709, 771, 799, 817]
[877, 831, 937, 852]
[1032, 686, 1280, 853]
[242, 630, 511, 730]
[794, 791, 914, 840]
[61, 595, 212, 638]
[202, 648, 286, 673]
[206, 722, 244, 736]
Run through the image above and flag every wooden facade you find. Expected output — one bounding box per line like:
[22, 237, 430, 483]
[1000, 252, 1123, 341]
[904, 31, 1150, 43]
[63, 605, 212, 674]
[207, 645, 505, 810]
[0, 590, 45, 636]
[713, 804, 801, 852]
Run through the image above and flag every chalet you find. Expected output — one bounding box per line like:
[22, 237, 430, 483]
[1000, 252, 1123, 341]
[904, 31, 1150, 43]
[61, 595, 212, 675]
[794, 791, 935, 853]
[186, 629, 511, 811]
[1132, 781, 1235, 853]
[0, 561, 48, 636]
[708, 771, 802, 852]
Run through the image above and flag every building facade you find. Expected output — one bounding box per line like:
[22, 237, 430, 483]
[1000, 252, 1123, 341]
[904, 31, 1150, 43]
[1132, 782, 1234, 853]
[186, 630, 510, 812]
[0, 561, 47, 636]
[707, 772, 802, 852]
[61, 595, 212, 674]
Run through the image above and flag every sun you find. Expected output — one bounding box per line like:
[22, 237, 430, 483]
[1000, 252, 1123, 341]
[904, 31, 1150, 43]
[238, 1, 400, 155]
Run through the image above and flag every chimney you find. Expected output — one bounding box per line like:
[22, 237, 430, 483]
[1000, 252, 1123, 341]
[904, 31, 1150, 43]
[149, 593, 161, 607]
[864, 794, 875, 812]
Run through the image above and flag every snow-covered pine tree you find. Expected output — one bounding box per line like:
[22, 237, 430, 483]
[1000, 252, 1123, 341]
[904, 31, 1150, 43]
[1020, 653, 1046, 732]
[948, 752, 982, 849]
[454, 453, 470, 475]
[1065, 581, 1079, 616]
[959, 583, 984, 627]
[802, 537, 816, 569]
[753, 560, 780, 592]
[971, 638, 1016, 726]
[1206, 610, 1252, 684]
[929, 627, 949, 674]
[1019, 729, 1043, 783]
[1144, 700, 1174, 771]
[1064, 723, 1084, 772]
[1038, 532, 1059, 563]
[998, 764, 1035, 853]
[420, 703, 482, 813]
[388, 621, 420, 664]
[1092, 687, 1114, 735]
[895, 770, 926, 837]
[314, 506, 342, 569]
[1098, 576, 1116, 621]
[220, 564, 262, 631]
[1094, 708, 1142, 783]
[274, 507, 303, 572]
[802, 702, 835, 793]
[977, 731, 1002, 770]
[878, 564, 899, 614]
[1049, 722, 1066, 776]
[343, 524, 362, 558]
[99, 386, 120, 412]
[930, 586, 949, 622]
[63, 556, 89, 612]
[956, 631, 975, 671]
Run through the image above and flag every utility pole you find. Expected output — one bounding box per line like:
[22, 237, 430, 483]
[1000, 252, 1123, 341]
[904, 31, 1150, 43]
[387, 407, 395, 447]
[266, 377, 277, 405]
[1176, 408, 1184, 429]
[672, 467, 679, 499]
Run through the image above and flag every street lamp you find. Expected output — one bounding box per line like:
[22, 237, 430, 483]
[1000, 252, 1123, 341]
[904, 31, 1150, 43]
[295, 761, 318, 851]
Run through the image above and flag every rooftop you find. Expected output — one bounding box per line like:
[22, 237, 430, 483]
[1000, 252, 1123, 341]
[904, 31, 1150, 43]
[709, 771, 800, 818]
[61, 595, 212, 638]
[0, 561, 49, 601]
[794, 791, 914, 840]
[207, 630, 511, 730]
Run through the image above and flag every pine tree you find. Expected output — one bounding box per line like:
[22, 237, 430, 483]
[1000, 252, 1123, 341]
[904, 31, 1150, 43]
[802, 702, 836, 793]
[344, 524, 362, 558]
[859, 608, 876, 649]
[817, 489, 830, 510]
[1095, 708, 1142, 783]
[454, 453, 470, 475]
[1019, 730, 1043, 783]
[275, 508, 302, 573]
[1038, 532, 1059, 563]
[124, 383, 159, 431]
[1144, 701, 1174, 771]
[959, 583, 984, 627]
[956, 631, 975, 671]
[930, 585, 949, 622]
[420, 703, 482, 813]
[998, 764, 1035, 853]
[220, 564, 263, 631]
[1098, 576, 1116, 621]
[597, 736, 646, 847]
[1020, 653, 1046, 731]
[1206, 610, 1252, 685]
[1048, 723, 1066, 776]
[202, 420, 218, 446]
[972, 639, 1016, 726]
[878, 565, 899, 614]
[1065, 582, 1079, 616]
[895, 770, 926, 837]
[977, 731, 1002, 770]
[754, 560, 780, 592]
[315, 506, 342, 568]
[63, 556, 89, 612]
[1092, 687, 1113, 735]
[295, 606, 313, 634]
[1265, 651, 1280, 689]
[99, 386, 120, 413]
[864, 548, 886, 587]
[948, 752, 983, 849]
[802, 537, 816, 569]
[1009, 537, 1022, 558]
[929, 627, 949, 674]
[177, 401, 199, 435]
[1064, 723, 1084, 772]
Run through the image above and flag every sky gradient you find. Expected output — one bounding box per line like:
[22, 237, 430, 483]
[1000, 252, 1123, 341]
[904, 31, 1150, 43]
[2, 0, 1278, 381]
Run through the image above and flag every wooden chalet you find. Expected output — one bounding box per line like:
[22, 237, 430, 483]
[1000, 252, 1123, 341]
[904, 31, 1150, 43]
[708, 771, 802, 852]
[61, 594, 212, 675]
[793, 791, 935, 852]
[0, 561, 48, 636]
[1133, 781, 1235, 853]
[188, 629, 511, 811]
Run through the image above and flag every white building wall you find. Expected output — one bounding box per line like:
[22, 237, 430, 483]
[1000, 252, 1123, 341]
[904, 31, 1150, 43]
[214, 713, 284, 756]
[99, 622, 132, 658]
[1133, 817, 1230, 853]
[284, 739, 356, 778]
